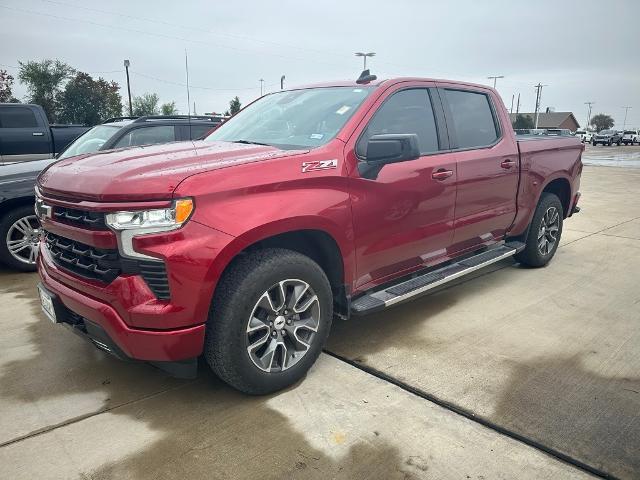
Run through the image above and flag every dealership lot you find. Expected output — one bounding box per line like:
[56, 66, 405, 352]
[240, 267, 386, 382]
[1, 162, 639, 478]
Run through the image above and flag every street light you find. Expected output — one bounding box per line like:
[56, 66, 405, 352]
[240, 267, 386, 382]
[355, 52, 376, 70]
[123, 59, 132, 116]
[487, 75, 504, 89]
[259, 78, 264, 96]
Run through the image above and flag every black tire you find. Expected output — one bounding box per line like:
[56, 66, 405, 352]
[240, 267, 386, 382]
[205, 248, 333, 394]
[515, 193, 563, 268]
[0, 205, 40, 272]
[617, 140, 622, 146]
[592, 140, 597, 146]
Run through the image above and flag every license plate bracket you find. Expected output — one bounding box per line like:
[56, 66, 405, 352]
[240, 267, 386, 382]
[38, 284, 58, 323]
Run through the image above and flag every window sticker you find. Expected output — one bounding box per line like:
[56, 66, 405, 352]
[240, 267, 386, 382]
[335, 105, 351, 115]
[310, 133, 324, 140]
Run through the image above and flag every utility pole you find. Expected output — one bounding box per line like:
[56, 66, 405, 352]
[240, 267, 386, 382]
[487, 75, 504, 89]
[621, 106, 632, 129]
[584, 102, 594, 130]
[123, 59, 132, 116]
[259, 78, 264, 96]
[280, 75, 285, 90]
[355, 52, 376, 70]
[516, 93, 520, 115]
[510, 94, 514, 114]
[533, 83, 547, 129]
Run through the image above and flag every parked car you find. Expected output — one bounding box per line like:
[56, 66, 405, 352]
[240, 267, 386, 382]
[58, 115, 223, 160]
[0, 115, 224, 272]
[0, 103, 89, 164]
[621, 130, 639, 145]
[592, 129, 622, 146]
[574, 130, 593, 143]
[35, 75, 583, 394]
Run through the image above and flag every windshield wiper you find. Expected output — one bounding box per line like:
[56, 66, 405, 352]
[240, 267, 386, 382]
[231, 139, 271, 146]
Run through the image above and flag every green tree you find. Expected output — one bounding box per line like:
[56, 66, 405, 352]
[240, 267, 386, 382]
[132, 92, 160, 116]
[56, 72, 122, 125]
[590, 113, 614, 132]
[18, 59, 74, 122]
[0, 69, 15, 102]
[229, 96, 241, 115]
[161, 101, 178, 115]
[512, 114, 534, 130]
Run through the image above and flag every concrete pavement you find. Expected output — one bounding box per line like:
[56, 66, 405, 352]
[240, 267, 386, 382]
[1, 165, 638, 479]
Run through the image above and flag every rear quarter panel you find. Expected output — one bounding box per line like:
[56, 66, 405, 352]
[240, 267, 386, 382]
[508, 137, 583, 236]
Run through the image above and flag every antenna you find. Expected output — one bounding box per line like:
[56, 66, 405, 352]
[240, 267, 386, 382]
[185, 49, 192, 140]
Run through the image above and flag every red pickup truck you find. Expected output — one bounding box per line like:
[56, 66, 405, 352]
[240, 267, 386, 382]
[36, 75, 583, 394]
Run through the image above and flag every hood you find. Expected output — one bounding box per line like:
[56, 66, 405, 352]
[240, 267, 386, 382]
[37, 141, 307, 202]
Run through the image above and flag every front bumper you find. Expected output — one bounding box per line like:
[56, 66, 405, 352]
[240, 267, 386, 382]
[38, 251, 206, 363]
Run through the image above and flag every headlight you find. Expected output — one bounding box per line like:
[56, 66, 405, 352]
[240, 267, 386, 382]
[106, 198, 194, 231]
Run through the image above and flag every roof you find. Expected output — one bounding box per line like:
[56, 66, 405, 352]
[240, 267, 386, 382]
[509, 112, 580, 128]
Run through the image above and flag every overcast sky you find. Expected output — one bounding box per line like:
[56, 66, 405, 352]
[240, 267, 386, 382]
[1, 0, 638, 128]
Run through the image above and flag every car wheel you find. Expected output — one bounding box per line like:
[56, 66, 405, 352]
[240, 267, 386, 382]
[204, 248, 333, 394]
[617, 140, 622, 146]
[0, 205, 40, 272]
[515, 192, 563, 268]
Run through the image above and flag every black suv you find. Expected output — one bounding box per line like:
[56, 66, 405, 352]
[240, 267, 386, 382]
[58, 115, 224, 160]
[0, 115, 225, 272]
[592, 129, 622, 146]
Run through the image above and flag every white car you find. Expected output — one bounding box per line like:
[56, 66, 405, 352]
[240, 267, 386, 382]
[622, 130, 639, 145]
[575, 130, 593, 143]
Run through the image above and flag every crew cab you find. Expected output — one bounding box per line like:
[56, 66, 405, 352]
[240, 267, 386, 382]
[35, 74, 583, 394]
[0, 103, 89, 164]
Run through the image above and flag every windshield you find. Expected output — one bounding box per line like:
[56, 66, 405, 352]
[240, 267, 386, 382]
[599, 130, 614, 135]
[58, 125, 121, 159]
[204, 86, 372, 149]
[624, 131, 635, 134]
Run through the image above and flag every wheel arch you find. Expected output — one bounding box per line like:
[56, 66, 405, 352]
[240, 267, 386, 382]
[540, 177, 572, 218]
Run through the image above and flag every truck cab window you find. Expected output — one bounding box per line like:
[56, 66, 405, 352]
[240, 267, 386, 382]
[0, 107, 39, 128]
[357, 89, 439, 157]
[114, 125, 176, 148]
[444, 89, 499, 148]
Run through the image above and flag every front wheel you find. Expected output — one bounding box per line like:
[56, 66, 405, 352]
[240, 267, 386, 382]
[205, 248, 333, 394]
[515, 193, 563, 268]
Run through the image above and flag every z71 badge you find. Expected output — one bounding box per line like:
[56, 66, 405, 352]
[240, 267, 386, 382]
[301, 159, 338, 173]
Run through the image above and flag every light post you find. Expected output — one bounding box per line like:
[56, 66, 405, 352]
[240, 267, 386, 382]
[259, 78, 264, 96]
[280, 75, 285, 90]
[584, 102, 594, 130]
[621, 106, 632, 129]
[355, 52, 376, 70]
[123, 59, 132, 116]
[487, 75, 504, 89]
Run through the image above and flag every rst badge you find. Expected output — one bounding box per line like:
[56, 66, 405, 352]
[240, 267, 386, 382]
[301, 159, 338, 173]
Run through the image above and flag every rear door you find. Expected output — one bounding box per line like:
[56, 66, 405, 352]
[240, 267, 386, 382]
[0, 105, 52, 163]
[437, 84, 519, 253]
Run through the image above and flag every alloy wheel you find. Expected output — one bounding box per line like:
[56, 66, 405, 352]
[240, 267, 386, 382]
[246, 279, 320, 373]
[537, 207, 560, 256]
[6, 215, 40, 266]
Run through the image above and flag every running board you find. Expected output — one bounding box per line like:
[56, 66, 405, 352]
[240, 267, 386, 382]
[350, 242, 525, 315]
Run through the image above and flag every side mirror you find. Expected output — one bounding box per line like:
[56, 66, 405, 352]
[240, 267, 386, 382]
[359, 134, 420, 179]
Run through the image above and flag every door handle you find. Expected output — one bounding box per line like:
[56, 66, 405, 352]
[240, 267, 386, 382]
[501, 159, 516, 169]
[432, 168, 453, 180]
[32, 132, 44, 136]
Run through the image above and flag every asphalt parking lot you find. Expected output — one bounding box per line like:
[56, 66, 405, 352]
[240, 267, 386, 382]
[1, 153, 639, 479]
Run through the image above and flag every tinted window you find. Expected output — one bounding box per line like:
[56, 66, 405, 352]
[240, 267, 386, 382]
[444, 89, 499, 148]
[0, 107, 39, 128]
[358, 89, 439, 156]
[114, 125, 176, 148]
[188, 124, 214, 139]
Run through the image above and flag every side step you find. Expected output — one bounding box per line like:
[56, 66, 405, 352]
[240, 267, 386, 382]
[350, 242, 525, 315]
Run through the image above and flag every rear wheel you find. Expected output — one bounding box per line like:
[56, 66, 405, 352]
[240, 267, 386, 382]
[515, 193, 563, 268]
[0, 205, 40, 272]
[204, 248, 333, 394]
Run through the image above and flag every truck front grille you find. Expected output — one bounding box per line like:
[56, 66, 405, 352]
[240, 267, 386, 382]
[44, 231, 121, 283]
[52, 207, 107, 230]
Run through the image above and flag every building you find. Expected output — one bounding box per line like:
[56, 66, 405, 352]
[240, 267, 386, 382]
[509, 111, 580, 131]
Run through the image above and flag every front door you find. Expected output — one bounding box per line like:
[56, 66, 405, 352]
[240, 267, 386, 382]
[347, 86, 458, 290]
